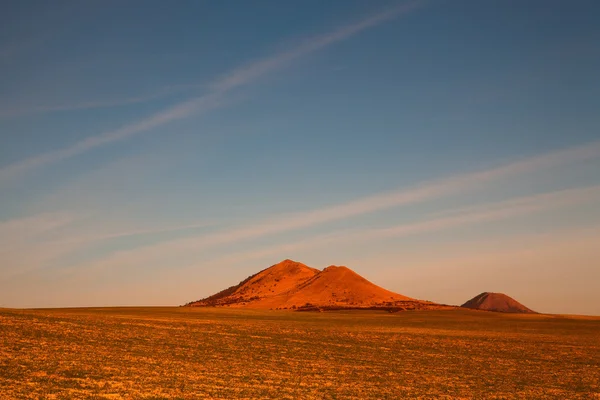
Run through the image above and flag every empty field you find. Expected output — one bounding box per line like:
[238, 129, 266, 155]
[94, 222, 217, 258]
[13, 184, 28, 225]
[1, 307, 599, 399]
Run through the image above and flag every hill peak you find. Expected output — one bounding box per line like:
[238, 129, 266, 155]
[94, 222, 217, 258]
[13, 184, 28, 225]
[269, 259, 315, 272]
[279, 258, 300, 266]
[462, 292, 535, 313]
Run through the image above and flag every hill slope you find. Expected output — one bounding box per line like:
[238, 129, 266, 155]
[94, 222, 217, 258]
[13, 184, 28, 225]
[461, 292, 536, 313]
[186, 260, 446, 310]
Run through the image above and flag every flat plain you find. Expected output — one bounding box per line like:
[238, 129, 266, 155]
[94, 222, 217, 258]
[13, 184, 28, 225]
[1, 307, 599, 399]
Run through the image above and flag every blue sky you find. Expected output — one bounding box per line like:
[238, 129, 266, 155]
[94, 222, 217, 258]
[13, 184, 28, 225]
[1, 0, 599, 314]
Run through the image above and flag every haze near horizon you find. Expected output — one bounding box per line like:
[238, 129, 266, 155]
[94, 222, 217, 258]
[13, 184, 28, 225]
[1, 0, 599, 315]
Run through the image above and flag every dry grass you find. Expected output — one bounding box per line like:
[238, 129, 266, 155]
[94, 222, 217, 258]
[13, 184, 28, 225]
[1, 307, 599, 399]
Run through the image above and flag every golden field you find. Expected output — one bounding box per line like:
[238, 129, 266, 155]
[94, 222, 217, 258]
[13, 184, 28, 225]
[0, 307, 599, 399]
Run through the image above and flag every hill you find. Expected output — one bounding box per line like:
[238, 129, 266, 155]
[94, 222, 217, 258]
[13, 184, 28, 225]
[186, 259, 448, 311]
[461, 292, 536, 313]
[187, 259, 319, 307]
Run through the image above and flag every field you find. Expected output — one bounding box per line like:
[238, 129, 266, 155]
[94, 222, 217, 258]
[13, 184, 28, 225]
[1, 307, 599, 399]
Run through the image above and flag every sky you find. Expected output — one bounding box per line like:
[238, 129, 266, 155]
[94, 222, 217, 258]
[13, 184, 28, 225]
[1, 0, 599, 314]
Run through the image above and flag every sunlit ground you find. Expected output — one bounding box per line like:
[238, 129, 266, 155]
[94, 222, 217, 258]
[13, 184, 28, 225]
[1, 307, 599, 399]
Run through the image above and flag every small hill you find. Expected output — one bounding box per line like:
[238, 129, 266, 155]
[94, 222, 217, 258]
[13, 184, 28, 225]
[186, 259, 448, 311]
[461, 292, 536, 313]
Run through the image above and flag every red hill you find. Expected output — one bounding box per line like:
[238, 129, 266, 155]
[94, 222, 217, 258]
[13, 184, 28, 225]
[186, 259, 447, 311]
[461, 292, 536, 313]
[187, 259, 318, 307]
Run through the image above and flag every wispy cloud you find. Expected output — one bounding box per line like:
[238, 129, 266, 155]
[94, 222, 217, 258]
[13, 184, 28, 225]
[203, 185, 600, 266]
[209, 1, 423, 93]
[82, 138, 599, 254]
[0, 213, 214, 281]
[0, 212, 80, 280]
[0, 93, 224, 182]
[51, 220, 216, 246]
[0, 83, 203, 119]
[58, 177, 600, 280]
[0, 2, 424, 183]
[0, 212, 77, 249]
[8, 139, 597, 280]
